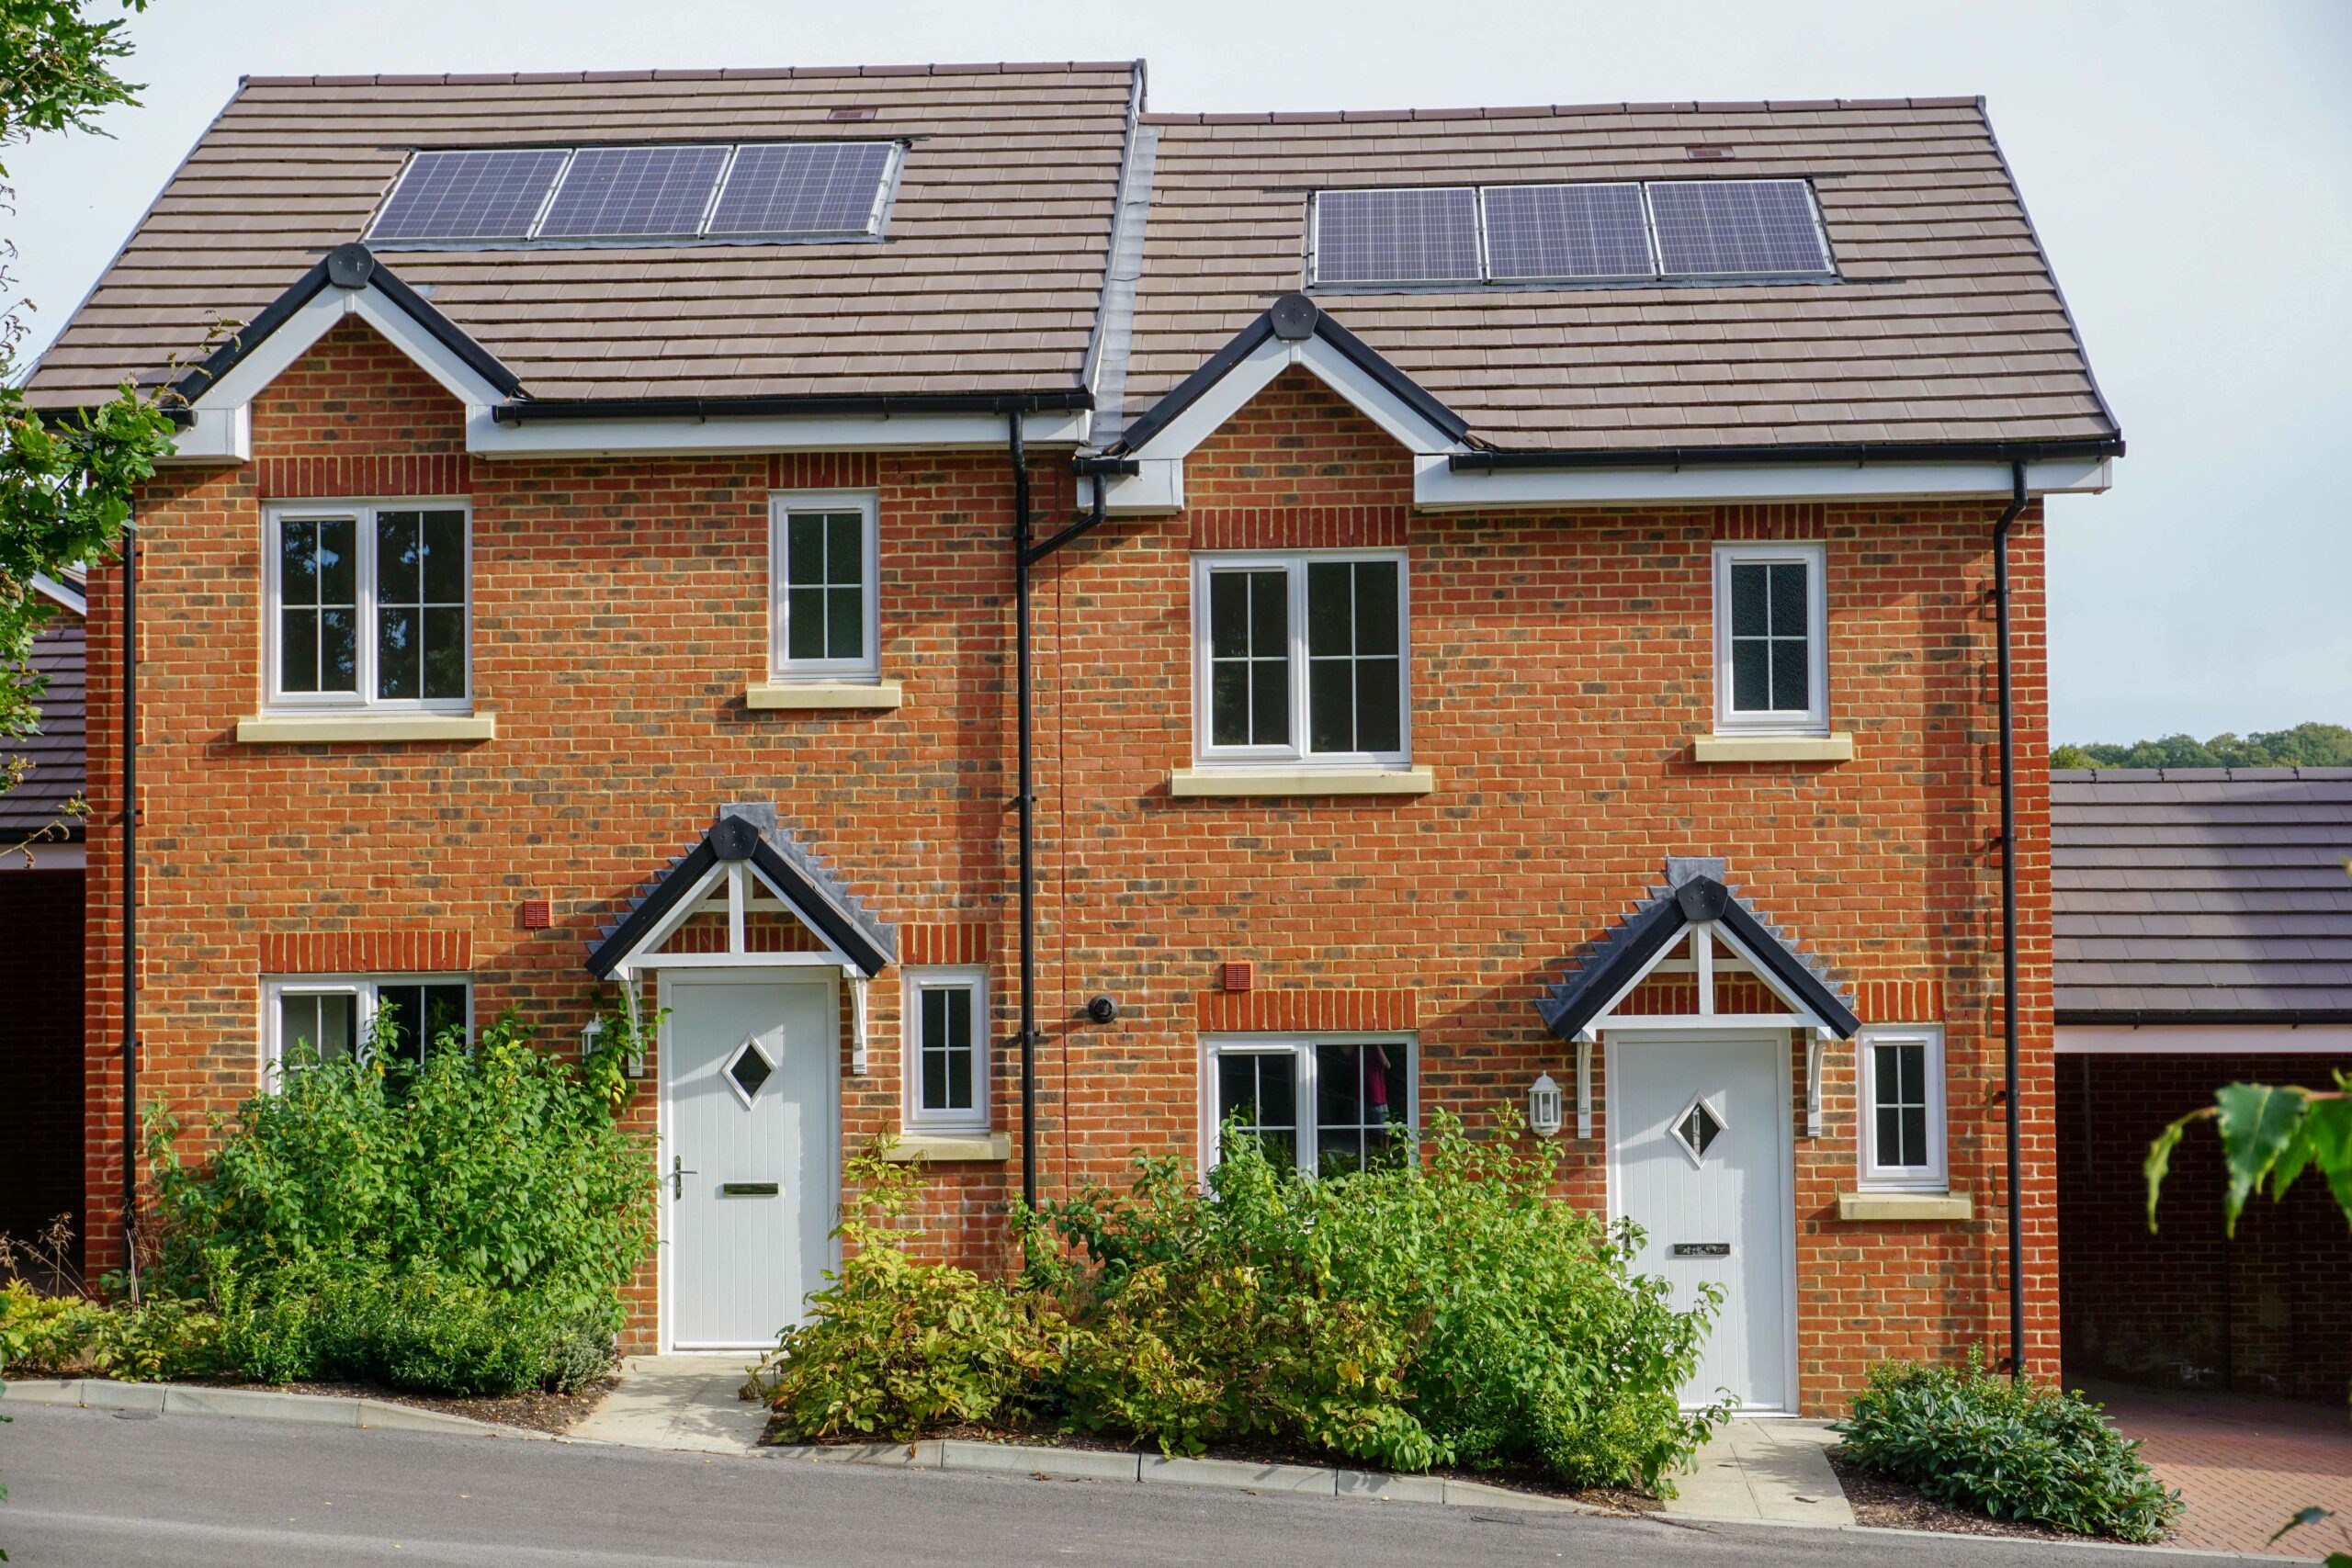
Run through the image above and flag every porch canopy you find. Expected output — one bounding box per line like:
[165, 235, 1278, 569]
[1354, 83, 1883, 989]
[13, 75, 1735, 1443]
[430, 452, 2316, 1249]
[1537, 858, 1860, 1136]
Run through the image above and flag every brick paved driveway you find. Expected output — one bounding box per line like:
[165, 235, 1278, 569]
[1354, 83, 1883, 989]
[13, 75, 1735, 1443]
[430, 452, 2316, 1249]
[2086, 1380, 2352, 1559]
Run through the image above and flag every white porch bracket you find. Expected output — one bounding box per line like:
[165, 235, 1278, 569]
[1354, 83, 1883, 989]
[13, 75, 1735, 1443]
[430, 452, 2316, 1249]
[1576, 1031, 1595, 1139]
[848, 971, 870, 1077]
[1806, 1028, 1832, 1137]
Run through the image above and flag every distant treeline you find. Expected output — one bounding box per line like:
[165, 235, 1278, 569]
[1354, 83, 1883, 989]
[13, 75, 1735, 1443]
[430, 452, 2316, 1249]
[2052, 722, 2352, 770]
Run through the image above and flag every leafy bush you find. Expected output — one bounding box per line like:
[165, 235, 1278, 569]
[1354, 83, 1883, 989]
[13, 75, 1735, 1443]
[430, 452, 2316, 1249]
[1035, 1113, 1718, 1491]
[0, 1280, 220, 1382]
[1833, 1348, 2183, 1541]
[754, 1148, 1068, 1441]
[757, 1114, 1720, 1495]
[133, 1003, 655, 1395]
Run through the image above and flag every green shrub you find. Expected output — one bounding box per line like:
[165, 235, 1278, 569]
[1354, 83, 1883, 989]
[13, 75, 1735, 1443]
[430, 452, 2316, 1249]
[1833, 1348, 2184, 1542]
[755, 1147, 1068, 1441]
[1035, 1113, 1718, 1491]
[136, 1003, 652, 1395]
[0, 1281, 220, 1382]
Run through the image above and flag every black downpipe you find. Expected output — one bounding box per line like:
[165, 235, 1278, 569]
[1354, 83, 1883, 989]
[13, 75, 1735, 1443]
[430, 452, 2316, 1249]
[121, 518, 141, 1302]
[1993, 461, 2028, 1379]
[1011, 413, 1038, 1210]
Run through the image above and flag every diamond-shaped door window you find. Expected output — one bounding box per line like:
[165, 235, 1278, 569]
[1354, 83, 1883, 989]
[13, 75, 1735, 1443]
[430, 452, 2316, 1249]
[1669, 1093, 1726, 1166]
[724, 1034, 777, 1109]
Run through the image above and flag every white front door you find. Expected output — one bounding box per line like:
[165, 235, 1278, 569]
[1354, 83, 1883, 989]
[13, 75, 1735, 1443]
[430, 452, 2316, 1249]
[1610, 1032, 1794, 1412]
[662, 972, 837, 1351]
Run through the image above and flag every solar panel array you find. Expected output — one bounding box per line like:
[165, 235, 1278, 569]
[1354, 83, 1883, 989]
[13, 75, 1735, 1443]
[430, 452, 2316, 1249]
[1309, 178, 1833, 288]
[1483, 183, 1656, 282]
[368, 149, 572, 244]
[1313, 187, 1481, 287]
[708, 142, 897, 237]
[1648, 180, 1831, 276]
[536, 144, 732, 240]
[368, 141, 897, 246]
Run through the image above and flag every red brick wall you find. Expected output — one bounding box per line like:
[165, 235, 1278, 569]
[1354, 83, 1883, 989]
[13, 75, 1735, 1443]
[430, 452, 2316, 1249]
[86, 336, 2055, 1404]
[2059, 1051, 2352, 1402]
[0, 869, 86, 1263]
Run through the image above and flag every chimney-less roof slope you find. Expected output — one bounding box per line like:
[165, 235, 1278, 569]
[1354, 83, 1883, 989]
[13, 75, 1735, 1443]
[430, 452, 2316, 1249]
[25, 62, 1140, 409]
[1122, 98, 2120, 452]
[2052, 768, 2352, 1023]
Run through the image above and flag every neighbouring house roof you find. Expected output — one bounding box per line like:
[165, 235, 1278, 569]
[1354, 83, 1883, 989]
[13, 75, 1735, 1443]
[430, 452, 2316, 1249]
[24, 62, 1141, 411]
[0, 616, 88, 844]
[1536, 861, 1860, 1040]
[2052, 768, 2352, 1024]
[587, 804, 897, 979]
[1108, 99, 2120, 454]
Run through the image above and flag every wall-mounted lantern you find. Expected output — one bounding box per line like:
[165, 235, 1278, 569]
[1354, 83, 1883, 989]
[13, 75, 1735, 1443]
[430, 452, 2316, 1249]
[1529, 1072, 1565, 1139]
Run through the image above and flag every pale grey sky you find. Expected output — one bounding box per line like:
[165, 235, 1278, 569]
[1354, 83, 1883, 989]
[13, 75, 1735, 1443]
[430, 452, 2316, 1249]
[9, 0, 2347, 743]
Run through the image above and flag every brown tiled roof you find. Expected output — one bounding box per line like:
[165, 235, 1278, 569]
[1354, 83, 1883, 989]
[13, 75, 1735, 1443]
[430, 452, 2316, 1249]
[2052, 769, 2352, 1022]
[0, 618, 87, 843]
[1115, 98, 2119, 451]
[24, 62, 1141, 408]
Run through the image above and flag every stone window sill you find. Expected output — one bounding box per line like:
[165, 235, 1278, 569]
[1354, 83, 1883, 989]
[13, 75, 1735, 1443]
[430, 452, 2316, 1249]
[1168, 765, 1436, 799]
[1838, 1190, 1972, 1222]
[1691, 732, 1854, 764]
[236, 713, 495, 745]
[883, 1133, 1012, 1163]
[745, 680, 903, 711]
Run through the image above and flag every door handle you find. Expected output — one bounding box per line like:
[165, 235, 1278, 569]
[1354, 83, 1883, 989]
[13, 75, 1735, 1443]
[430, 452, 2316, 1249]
[671, 1155, 698, 1200]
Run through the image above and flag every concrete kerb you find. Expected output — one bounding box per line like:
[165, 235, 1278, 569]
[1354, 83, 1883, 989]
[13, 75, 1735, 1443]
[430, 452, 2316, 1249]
[1, 1378, 555, 1438]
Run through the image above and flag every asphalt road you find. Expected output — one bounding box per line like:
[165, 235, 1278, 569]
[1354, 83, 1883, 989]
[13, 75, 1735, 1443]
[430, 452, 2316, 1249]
[0, 1404, 2267, 1567]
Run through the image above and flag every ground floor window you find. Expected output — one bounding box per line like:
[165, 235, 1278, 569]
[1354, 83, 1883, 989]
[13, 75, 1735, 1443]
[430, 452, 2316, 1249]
[1203, 1035, 1414, 1178]
[1858, 1023, 1946, 1190]
[902, 965, 989, 1134]
[264, 976, 470, 1079]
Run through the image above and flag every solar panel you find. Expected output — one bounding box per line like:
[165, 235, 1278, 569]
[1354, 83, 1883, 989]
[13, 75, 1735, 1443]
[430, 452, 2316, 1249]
[1647, 180, 1832, 276]
[368, 149, 571, 244]
[536, 144, 732, 241]
[1482, 183, 1656, 281]
[706, 142, 897, 237]
[1312, 187, 1481, 287]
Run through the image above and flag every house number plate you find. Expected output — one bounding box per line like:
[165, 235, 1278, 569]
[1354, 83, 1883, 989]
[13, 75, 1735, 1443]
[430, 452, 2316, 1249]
[720, 1182, 781, 1197]
[1671, 1242, 1730, 1257]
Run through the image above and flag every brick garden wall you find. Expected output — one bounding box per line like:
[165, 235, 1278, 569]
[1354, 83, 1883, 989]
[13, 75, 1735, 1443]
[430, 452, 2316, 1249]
[84, 333, 2056, 1405]
[2059, 1050, 2352, 1402]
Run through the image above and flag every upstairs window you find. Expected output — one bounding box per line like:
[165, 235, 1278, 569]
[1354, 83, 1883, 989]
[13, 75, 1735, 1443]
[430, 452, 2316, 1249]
[1712, 541, 1826, 735]
[1194, 552, 1408, 766]
[1859, 1025, 1948, 1190]
[1309, 178, 1833, 288]
[368, 141, 900, 248]
[770, 491, 879, 682]
[266, 502, 470, 712]
[266, 976, 470, 1079]
[904, 966, 989, 1135]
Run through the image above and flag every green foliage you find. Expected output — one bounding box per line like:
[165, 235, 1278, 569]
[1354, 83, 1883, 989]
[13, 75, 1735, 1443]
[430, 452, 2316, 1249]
[2146, 1072, 2352, 1237]
[0, 1279, 218, 1381]
[1833, 1348, 2183, 1541]
[759, 1114, 1720, 1495]
[131, 1003, 655, 1394]
[2052, 721, 2352, 772]
[0, 0, 147, 163]
[753, 1144, 1069, 1441]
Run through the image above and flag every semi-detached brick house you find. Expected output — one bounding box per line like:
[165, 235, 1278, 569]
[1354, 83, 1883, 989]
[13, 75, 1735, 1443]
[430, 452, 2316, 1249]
[22, 61, 2127, 1414]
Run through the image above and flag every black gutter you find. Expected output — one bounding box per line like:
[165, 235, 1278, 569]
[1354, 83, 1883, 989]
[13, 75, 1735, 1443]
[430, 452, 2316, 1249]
[121, 513, 140, 1303]
[1993, 460, 2028, 1382]
[494, 389, 1092, 426]
[1450, 437, 2124, 474]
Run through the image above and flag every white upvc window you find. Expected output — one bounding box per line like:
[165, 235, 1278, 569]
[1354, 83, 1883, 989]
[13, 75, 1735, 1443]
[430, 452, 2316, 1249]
[263, 976, 471, 1082]
[1192, 551, 1409, 765]
[1201, 1035, 1416, 1178]
[770, 491, 880, 682]
[1858, 1024, 1948, 1190]
[1712, 541, 1827, 735]
[264, 501, 472, 712]
[903, 965, 989, 1134]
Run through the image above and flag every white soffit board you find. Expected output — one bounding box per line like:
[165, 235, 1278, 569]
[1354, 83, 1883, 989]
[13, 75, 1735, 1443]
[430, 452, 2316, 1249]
[1414, 455, 2112, 509]
[2056, 1023, 2352, 1055]
[468, 407, 1090, 459]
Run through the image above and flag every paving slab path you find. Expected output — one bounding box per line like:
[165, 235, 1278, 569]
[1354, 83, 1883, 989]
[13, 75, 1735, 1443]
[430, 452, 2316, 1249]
[1662, 1417, 1858, 1528]
[570, 1352, 771, 1453]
